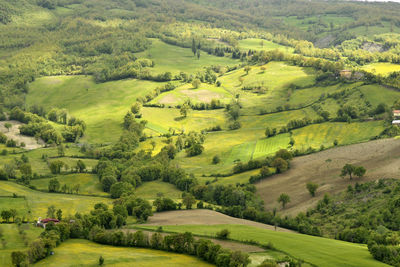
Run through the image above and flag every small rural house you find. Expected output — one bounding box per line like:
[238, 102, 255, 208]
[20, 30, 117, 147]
[392, 120, 400, 126]
[36, 217, 59, 228]
[393, 110, 400, 117]
[340, 70, 352, 79]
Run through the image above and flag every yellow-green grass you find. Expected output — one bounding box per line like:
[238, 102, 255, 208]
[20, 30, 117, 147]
[136, 38, 238, 75]
[361, 63, 400, 76]
[142, 107, 226, 135]
[30, 173, 107, 196]
[280, 15, 355, 30]
[252, 133, 291, 159]
[288, 82, 362, 108]
[33, 239, 214, 267]
[0, 224, 43, 266]
[27, 75, 165, 143]
[150, 82, 233, 106]
[359, 84, 400, 107]
[348, 21, 400, 38]
[238, 38, 294, 53]
[174, 128, 266, 176]
[0, 181, 112, 220]
[140, 224, 387, 267]
[292, 121, 384, 151]
[218, 62, 316, 115]
[135, 181, 182, 200]
[240, 107, 319, 131]
[209, 169, 261, 186]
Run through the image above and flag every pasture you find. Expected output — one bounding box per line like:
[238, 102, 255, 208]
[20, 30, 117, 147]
[0, 181, 112, 220]
[238, 38, 294, 53]
[140, 224, 387, 267]
[0, 224, 42, 266]
[33, 239, 214, 267]
[30, 173, 106, 196]
[361, 63, 400, 76]
[27, 75, 165, 143]
[136, 38, 239, 75]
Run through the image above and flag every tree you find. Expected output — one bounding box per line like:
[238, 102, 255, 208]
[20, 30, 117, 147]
[56, 209, 63, 221]
[244, 66, 251, 75]
[306, 182, 319, 197]
[11, 251, 28, 267]
[212, 155, 220, 164]
[57, 144, 65, 157]
[19, 163, 32, 182]
[260, 166, 270, 178]
[272, 157, 288, 173]
[4, 122, 12, 132]
[49, 160, 64, 174]
[47, 205, 56, 218]
[48, 178, 60, 192]
[191, 38, 197, 56]
[76, 160, 86, 173]
[99, 255, 104, 266]
[101, 175, 117, 192]
[131, 102, 142, 114]
[341, 164, 355, 179]
[354, 166, 366, 178]
[182, 194, 196, 209]
[196, 50, 201, 60]
[216, 229, 230, 239]
[277, 193, 290, 209]
[10, 209, 17, 222]
[180, 103, 190, 118]
[1, 210, 12, 222]
[192, 79, 201, 89]
[110, 182, 134, 199]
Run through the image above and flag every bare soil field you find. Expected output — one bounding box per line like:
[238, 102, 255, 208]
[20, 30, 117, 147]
[143, 209, 294, 233]
[0, 121, 44, 150]
[256, 138, 400, 215]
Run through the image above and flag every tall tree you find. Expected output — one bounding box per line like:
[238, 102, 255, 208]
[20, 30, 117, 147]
[277, 193, 290, 209]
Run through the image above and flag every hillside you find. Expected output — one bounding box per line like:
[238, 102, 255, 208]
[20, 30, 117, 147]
[1, 0, 400, 266]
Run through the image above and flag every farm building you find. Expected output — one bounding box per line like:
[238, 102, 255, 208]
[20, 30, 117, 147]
[392, 120, 400, 126]
[393, 110, 400, 117]
[36, 217, 59, 228]
[340, 70, 352, 79]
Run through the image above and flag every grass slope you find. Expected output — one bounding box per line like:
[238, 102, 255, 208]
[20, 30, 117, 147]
[0, 181, 112, 220]
[33, 239, 214, 267]
[140, 224, 387, 267]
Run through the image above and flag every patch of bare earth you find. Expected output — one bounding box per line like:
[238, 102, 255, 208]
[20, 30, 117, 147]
[144, 209, 294, 233]
[181, 89, 222, 103]
[256, 138, 400, 216]
[158, 94, 179, 105]
[0, 121, 45, 150]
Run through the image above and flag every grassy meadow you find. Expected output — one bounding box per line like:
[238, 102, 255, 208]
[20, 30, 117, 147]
[139, 224, 388, 267]
[0, 224, 43, 266]
[0, 181, 112, 220]
[238, 38, 294, 53]
[33, 239, 214, 267]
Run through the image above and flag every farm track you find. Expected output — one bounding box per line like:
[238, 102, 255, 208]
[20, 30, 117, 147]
[256, 138, 400, 215]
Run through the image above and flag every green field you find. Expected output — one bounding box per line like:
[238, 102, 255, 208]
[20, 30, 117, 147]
[238, 38, 294, 53]
[359, 84, 400, 107]
[136, 38, 238, 75]
[361, 63, 400, 76]
[292, 121, 384, 150]
[0, 181, 112, 220]
[27, 75, 165, 143]
[135, 181, 182, 200]
[30, 173, 106, 196]
[0, 224, 42, 266]
[33, 239, 214, 267]
[139, 224, 388, 267]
